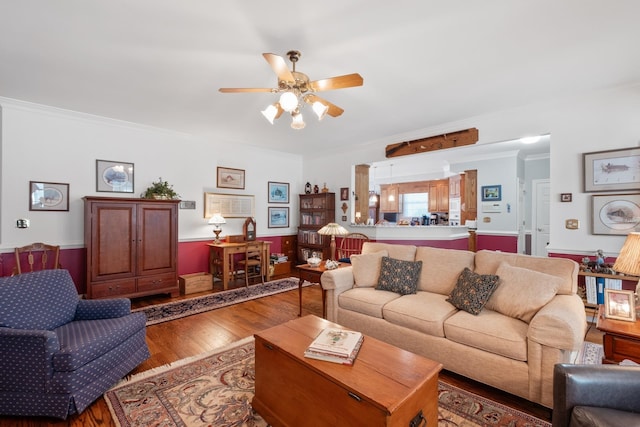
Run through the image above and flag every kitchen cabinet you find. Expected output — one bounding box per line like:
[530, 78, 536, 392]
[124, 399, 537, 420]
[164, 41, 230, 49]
[428, 180, 449, 212]
[379, 184, 399, 213]
[84, 197, 179, 299]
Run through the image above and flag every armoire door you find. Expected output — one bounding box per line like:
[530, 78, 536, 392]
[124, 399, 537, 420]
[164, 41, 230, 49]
[137, 202, 177, 276]
[89, 202, 136, 282]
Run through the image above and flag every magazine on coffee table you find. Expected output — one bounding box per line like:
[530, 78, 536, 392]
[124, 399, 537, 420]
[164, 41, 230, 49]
[304, 328, 364, 365]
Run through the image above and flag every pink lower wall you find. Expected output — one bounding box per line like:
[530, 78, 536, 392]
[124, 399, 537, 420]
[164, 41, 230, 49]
[0, 236, 289, 294]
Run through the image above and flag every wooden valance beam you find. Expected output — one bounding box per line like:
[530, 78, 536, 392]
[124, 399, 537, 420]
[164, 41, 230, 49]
[385, 128, 479, 159]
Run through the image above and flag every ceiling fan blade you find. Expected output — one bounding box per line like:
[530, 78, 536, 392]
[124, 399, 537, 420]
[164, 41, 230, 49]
[219, 87, 274, 93]
[309, 73, 363, 92]
[304, 94, 344, 117]
[262, 53, 295, 83]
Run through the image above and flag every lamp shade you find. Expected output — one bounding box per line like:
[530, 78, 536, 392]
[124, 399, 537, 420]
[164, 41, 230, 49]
[279, 91, 298, 113]
[208, 214, 226, 226]
[613, 232, 640, 276]
[317, 223, 349, 236]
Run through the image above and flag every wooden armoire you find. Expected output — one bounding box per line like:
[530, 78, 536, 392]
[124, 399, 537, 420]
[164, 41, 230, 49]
[84, 196, 179, 299]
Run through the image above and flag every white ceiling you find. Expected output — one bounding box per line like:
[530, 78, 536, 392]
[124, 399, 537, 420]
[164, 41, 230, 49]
[1, 1, 639, 155]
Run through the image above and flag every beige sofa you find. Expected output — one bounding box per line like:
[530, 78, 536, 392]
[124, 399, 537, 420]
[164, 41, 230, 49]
[321, 242, 587, 408]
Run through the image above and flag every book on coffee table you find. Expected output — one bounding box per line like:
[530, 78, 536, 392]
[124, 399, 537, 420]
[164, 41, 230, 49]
[304, 328, 364, 365]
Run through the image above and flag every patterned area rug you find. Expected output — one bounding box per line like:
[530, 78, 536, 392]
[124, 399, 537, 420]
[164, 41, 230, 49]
[105, 338, 551, 427]
[134, 278, 306, 325]
[577, 341, 604, 364]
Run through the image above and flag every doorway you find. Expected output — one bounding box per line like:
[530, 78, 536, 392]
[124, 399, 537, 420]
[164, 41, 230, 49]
[531, 179, 550, 257]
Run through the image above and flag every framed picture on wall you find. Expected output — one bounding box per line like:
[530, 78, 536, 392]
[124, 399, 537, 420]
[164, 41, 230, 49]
[584, 147, 640, 192]
[217, 167, 245, 190]
[268, 207, 289, 228]
[268, 181, 289, 203]
[96, 160, 134, 193]
[29, 181, 69, 211]
[481, 185, 501, 201]
[592, 193, 640, 235]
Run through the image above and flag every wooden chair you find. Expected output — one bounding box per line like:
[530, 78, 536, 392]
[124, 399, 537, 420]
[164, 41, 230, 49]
[13, 242, 61, 275]
[337, 233, 370, 262]
[236, 241, 265, 287]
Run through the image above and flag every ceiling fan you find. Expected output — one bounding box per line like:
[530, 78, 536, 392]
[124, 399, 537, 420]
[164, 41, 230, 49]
[219, 50, 363, 129]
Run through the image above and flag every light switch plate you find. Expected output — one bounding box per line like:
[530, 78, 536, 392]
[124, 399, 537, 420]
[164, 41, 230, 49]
[565, 219, 579, 229]
[179, 200, 196, 209]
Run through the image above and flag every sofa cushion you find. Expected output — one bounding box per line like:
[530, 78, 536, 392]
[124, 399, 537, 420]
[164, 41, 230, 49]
[383, 292, 457, 337]
[338, 288, 401, 318]
[485, 262, 562, 323]
[446, 267, 500, 315]
[415, 247, 476, 294]
[474, 250, 578, 295]
[362, 242, 416, 261]
[444, 308, 529, 361]
[0, 270, 79, 330]
[351, 250, 389, 287]
[376, 257, 422, 295]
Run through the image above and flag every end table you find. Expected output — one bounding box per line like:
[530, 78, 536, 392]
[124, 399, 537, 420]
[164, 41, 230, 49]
[296, 261, 349, 318]
[596, 305, 640, 364]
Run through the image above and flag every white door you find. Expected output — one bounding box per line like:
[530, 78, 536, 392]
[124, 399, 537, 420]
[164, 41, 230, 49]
[532, 179, 550, 257]
[516, 178, 526, 254]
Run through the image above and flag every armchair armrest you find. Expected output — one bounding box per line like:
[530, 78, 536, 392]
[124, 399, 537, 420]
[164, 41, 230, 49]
[528, 294, 587, 351]
[0, 327, 60, 390]
[553, 364, 640, 427]
[74, 298, 131, 320]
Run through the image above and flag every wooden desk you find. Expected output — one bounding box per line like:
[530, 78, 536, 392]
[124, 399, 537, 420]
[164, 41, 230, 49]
[596, 305, 640, 364]
[207, 241, 271, 290]
[297, 261, 349, 318]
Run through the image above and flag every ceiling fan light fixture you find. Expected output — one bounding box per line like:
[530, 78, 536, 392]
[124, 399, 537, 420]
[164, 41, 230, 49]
[312, 101, 329, 120]
[291, 111, 305, 130]
[279, 91, 298, 113]
[261, 103, 280, 124]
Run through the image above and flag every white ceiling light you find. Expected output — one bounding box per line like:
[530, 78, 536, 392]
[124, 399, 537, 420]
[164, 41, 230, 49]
[291, 111, 305, 129]
[520, 135, 541, 144]
[312, 101, 328, 120]
[279, 91, 299, 113]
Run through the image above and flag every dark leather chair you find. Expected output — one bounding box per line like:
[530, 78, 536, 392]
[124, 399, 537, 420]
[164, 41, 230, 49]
[553, 363, 640, 427]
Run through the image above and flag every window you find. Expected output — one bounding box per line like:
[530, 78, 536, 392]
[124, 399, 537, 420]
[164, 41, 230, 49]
[402, 193, 429, 218]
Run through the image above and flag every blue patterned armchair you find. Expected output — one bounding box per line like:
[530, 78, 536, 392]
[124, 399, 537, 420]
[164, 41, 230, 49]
[0, 269, 150, 419]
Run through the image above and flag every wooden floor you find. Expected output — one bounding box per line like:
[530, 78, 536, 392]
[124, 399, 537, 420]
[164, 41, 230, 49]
[0, 280, 602, 426]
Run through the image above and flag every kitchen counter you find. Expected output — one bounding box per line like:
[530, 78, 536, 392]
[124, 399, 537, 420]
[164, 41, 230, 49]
[346, 224, 471, 242]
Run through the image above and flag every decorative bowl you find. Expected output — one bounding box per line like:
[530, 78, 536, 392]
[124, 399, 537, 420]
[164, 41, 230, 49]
[307, 257, 321, 267]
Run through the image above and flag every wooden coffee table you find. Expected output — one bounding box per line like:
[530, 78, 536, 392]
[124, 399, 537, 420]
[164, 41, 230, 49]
[253, 315, 442, 427]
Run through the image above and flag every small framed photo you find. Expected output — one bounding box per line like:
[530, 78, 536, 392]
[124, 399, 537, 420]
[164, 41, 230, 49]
[268, 181, 289, 203]
[268, 207, 289, 228]
[217, 167, 245, 190]
[29, 181, 69, 211]
[604, 289, 636, 322]
[96, 160, 134, 193]
[340, 187, 349, 201]
[560, 193, 572, 202]
[481, 185, 502, 201]
[584, 147, 640, 192]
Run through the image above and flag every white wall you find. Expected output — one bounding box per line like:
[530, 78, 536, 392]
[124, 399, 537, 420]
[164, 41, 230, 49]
[0, 98, 302, 250]
[302, 83, 640, 257]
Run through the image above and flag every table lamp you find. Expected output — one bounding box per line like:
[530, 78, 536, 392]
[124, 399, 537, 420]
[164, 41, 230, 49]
[317, 222, 349, 261]
[208, 214, 226, 243]
[612, 232, 640, 305]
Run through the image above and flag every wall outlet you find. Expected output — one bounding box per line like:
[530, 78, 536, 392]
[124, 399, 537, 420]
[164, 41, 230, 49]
[565, 219, 579, 229]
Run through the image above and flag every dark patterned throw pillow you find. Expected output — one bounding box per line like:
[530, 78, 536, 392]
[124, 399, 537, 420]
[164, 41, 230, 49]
[446, 267, 500, 315]
[376, 257, 422, 295]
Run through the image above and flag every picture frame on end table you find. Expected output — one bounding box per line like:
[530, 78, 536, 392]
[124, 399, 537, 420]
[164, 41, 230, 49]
[584, 147, 640, 192]
[268, 207, 289, 228]
[268, 181, 289, 203]
[603, 289, 636, 322]
[592, 194, 640, 235]
[29, 181, 70, 212]
[96, 159, 134, 193]
[217, 167, 245, 190]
